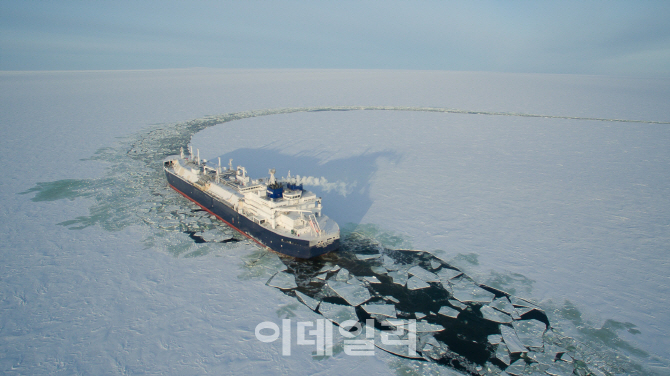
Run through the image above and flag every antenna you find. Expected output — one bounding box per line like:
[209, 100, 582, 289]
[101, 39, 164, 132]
[218, 157, 221, 172]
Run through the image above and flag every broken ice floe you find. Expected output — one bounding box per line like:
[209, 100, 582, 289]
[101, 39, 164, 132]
[448, 299, 467, 310]
[266, 271, 297, 290]
[544, 361, 576, 376]
[500, 325, 527, 354]
[361, 303, 396, 318]
[296, 291, 320, 311]
[381, 255, 402, 271]
[437, 267, 462, 282]
[318, 302, 357, 325]
[318, 263, 341, 273]
[264, 242, 592, 376]
[363, 276, 381, 284]
[374, 330, 423, 360]
[505, 359, 526, 375]
[407, 265, 440, 283]
[487, 334, 503, 345]
[388, 270, 408, 286]
[449, 277, 495, 304]
[194, 229, 234, 243]
[512, 319, 546, 350]
[407, 276, 430, 290]
[355, 253, 381, 260]
[490, 297, 517, 316]
[334, 268, 350, 281]
[480, 305, 513, 324]
[384, 295, 400, 304]
[495, 343, 511, 366]
[413, 321, 444, 333]
[370, 266, 387, 275]
[510, 296, 540, 309]
[326, 279, 371, 306]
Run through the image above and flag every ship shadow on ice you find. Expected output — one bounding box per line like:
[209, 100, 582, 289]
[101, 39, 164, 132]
[210, 148, 400, 225]
[255, 231, 591, 376]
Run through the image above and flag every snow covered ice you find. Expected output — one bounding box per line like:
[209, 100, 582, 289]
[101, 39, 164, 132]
[3, 69, 670, 375]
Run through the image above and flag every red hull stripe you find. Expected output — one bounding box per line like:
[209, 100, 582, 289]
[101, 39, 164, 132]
[168, 183, 268, 249]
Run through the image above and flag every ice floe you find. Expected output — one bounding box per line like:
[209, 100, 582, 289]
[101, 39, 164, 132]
[480, 305, 513, 324]
[407, 266, 439, 282]
[545, 361, 575, 376]
[436, 267, 462, 282]
[318, 263, 341, 273]
[318, 302, 358, 325]
[363, 276, 381, 284]
[501, 325, 527, 354]
[355, 253, 381, 260]
[295, 291, 319, 311]
[495, 343, 511, 366]
[261, 244, 596, 375]
[449, 277, 495, 304]
[487, 334, 503, 345]
[512, 319, 546, 350]
[334, 268, 350, 281]
[361, 303, 396, 318]
[406, 276, 430, 290]
[490, 296, 516, 315]
[384, 295, 400, 304]
[370, 266, 387, 275]
[374, 329, 423, 360]
[413, 321, 444, 333]
[266, 271, 297, 289]
[387, 271, 408, 286]
[448, 299, 467, 310]
[327, 279, 371, 306]
[437, 306, 460, 319]
[504, 359, 526, 375]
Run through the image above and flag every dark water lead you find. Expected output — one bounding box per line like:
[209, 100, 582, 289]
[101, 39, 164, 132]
[251, 232, 593, 376]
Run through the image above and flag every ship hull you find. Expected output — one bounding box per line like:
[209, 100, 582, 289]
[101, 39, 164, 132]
[165, 169, 339, 258]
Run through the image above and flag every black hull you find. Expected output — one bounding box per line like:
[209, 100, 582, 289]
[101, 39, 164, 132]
[165, 169, 339, 259]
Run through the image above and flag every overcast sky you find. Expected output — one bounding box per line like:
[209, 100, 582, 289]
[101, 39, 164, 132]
[1, 1, 669, 76]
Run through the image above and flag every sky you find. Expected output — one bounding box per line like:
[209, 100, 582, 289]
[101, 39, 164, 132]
[1, 1, 669, 77]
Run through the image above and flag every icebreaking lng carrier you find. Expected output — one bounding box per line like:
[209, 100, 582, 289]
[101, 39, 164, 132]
[163, 148, 340, 258]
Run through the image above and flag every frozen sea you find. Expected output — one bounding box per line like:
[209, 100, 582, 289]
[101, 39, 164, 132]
[1, 69, 669, 375]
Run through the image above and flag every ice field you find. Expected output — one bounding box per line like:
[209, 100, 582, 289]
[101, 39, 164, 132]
[1, 69, 669, 375]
